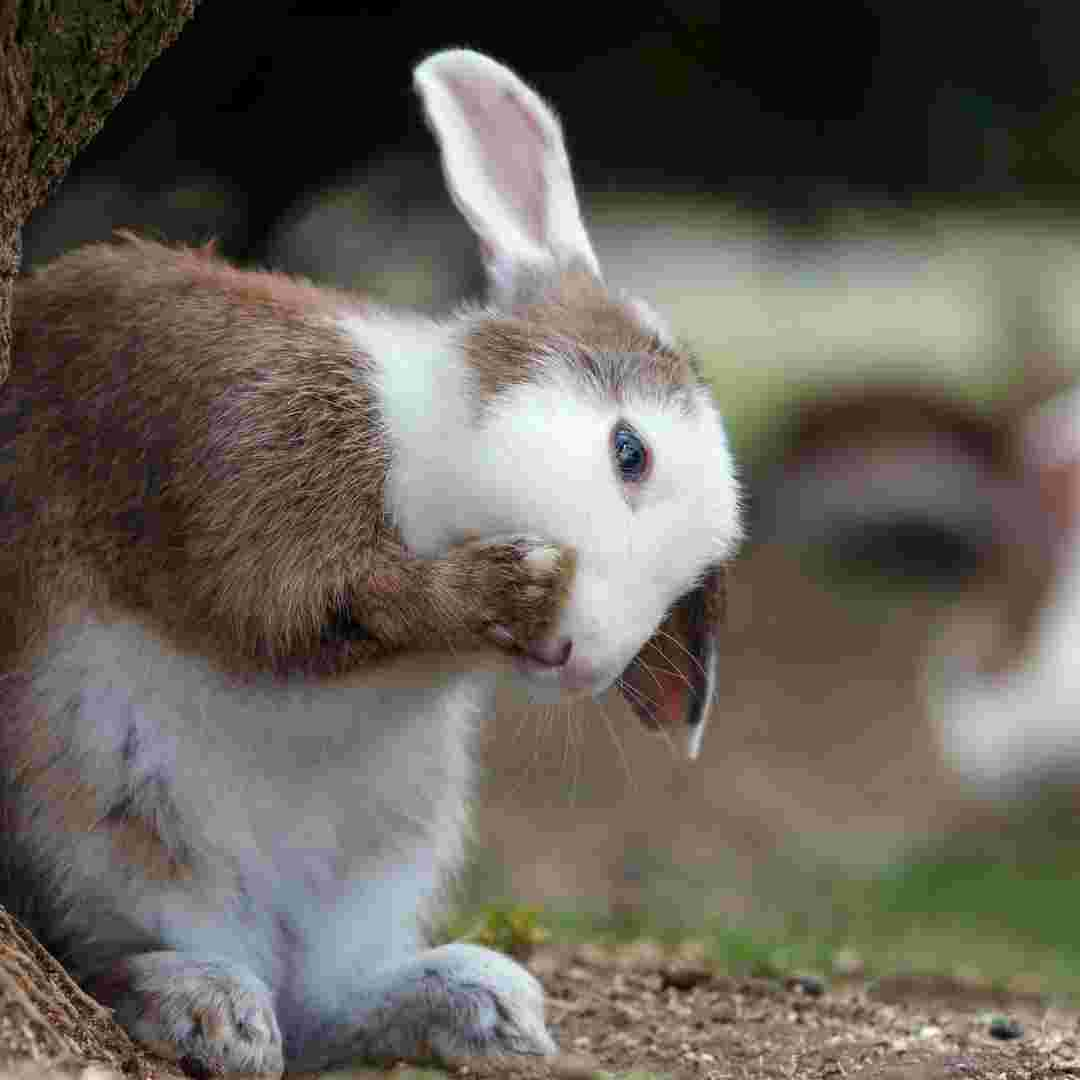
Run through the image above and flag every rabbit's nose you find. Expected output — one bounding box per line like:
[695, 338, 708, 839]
[522, 636, 572, 668]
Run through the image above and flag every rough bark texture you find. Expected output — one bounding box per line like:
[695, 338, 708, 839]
[0, 0, 197, 386]
[0, 907, 185, 1078]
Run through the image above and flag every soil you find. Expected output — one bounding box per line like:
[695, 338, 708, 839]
[2, 910, 1078, 1080]
[465, 941, 1080, 1080]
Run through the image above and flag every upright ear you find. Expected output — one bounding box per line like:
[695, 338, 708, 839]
[413, 49, 600, 304]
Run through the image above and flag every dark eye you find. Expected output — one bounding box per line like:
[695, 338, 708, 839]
[612, 423, 650, 483]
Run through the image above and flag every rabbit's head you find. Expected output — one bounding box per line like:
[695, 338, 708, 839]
[397, 51, 740, 748]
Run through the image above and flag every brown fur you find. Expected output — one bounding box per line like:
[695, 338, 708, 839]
[107, 816, 194, 883]
[771, 385, 1060, 675]
[775, 386, 1020, 474]
[2, 235, 574, 683]
[2, 233, 718, 752]
[0, 678, 193, 881]
[462, 269, 699, 412]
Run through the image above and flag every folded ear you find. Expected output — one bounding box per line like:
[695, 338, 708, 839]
[618, 566, 726, 760]
[413, 49, 600, 304]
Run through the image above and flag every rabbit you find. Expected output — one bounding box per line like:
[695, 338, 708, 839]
[0, 48, 740, 1077]
[930, 383, 1080, 793]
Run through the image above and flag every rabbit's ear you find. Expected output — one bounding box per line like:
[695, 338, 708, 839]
[618, 567, 726, 760]
[1024, 385, 1080, 538]
[414, 49, 600, 303]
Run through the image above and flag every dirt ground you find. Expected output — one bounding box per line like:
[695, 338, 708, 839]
[3, 914, 1079, 1080]
[524, 941, 1080, 1080]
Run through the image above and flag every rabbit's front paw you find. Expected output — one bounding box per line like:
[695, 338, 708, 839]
[87, 952, 283, 1079]
[346, 942, 557, 1065]
[458, 535, 576, 652]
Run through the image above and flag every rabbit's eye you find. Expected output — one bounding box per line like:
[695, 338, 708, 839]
[612, 423, 650, 484]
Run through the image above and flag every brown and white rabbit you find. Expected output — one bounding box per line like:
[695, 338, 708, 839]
[930, 383, 1080, 793]
[0, 49, 740, 1076]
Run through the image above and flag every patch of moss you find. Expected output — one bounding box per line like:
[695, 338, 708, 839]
[442, 904, 552, 962]
[16, 0, 195, 180]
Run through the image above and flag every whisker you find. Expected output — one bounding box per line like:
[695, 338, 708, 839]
[653, 715, 678, 759]
[525, 706, 549, 787]
[636, 655, 669, 694]
[619, 678, 680, 759]
[654, 628, 707, 678]
[615, 676, 661, 713]
[598, 697, 635, 791]
[641, 641, 692, 686]
[559, 702, 573, 782]
[568, 705, 582, 808]
[639, 655, 691, 695]
[513, 707, 547, 798]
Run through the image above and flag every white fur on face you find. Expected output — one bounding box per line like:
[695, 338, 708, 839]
[367, 317, 739, 698]
[489, 371, 738, 696]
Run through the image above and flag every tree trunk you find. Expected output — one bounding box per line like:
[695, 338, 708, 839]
[0, 0, 197, 386]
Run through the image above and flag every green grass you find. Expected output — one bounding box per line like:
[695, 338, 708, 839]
[819, 808, 1080, 991]
[450, 795, 1080, 998]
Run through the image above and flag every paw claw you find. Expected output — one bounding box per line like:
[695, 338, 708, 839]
[487, 624, 517, 648]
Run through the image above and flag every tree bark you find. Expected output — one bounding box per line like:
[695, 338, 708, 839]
[0, 906, 186, 1076]
[0, 0, 197, 386]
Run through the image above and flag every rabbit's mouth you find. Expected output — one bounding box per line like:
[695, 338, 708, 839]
[615, 566, 726, 760]
[510, 639, 614, 703]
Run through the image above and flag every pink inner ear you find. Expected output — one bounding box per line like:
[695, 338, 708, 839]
[1039, 460, 1080, 538]
[443, 73, 550, 250]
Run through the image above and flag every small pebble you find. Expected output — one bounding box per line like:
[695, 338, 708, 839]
[787, 973, 826, 997]
[988, 1015, 1023, 1040]
[661, 965, 714, 991]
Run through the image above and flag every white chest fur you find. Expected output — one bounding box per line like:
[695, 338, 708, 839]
[30, 618, 493, 1007]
